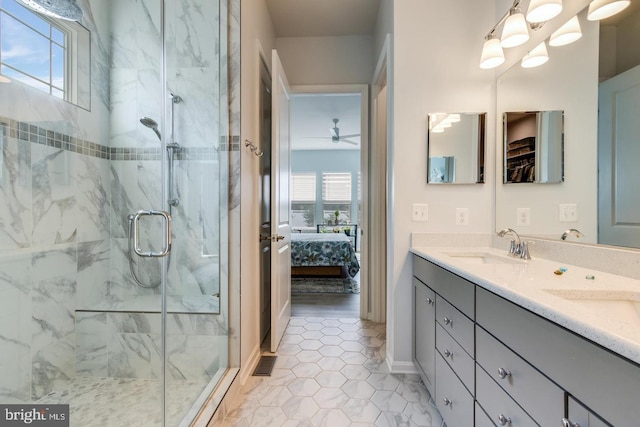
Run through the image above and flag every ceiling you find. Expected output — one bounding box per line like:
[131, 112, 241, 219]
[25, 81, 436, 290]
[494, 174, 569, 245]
[291, 93, 362, 151]
[264, 0, 381, 37]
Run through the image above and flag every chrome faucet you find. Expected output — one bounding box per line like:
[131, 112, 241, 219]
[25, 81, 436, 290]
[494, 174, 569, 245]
[496, 228, 530, 259]
[561, 228, 584, 240]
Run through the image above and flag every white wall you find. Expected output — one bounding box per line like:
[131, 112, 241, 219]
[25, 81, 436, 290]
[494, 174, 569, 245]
[275, 35, 375, 85]
[387, 0, 496, 371]
[239, 0, 275, 384]
[495, 11, 599, 242]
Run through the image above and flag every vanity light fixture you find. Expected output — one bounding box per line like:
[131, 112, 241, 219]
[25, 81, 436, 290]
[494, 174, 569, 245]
[587, 0, 630, 21]
[526, 0, 563, 24]
[521, 41, 549, 68]
[501, 7, 530, 48]
[480, 34, 506, 69]
[549, 16, 582, 46]
[17, 0, 83, 21]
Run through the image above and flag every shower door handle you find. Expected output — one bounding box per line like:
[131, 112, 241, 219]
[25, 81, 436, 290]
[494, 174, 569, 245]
[131, 209, 172, 257]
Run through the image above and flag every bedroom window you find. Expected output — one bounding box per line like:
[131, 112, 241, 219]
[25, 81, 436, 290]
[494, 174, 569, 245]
[291, 172, 316, 227]
[322, 172, 352, 223]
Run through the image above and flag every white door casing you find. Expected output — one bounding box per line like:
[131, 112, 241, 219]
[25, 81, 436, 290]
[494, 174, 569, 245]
[270, 49, 292, 352]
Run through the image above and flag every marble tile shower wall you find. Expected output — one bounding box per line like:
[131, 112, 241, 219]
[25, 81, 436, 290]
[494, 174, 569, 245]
[0, 0, 230, 404]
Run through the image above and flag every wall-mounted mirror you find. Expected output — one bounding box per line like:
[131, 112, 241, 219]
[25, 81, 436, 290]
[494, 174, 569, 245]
[495, 4, 640, 249]
[503, 110, 564, 184]
[427, 112, 486, 184]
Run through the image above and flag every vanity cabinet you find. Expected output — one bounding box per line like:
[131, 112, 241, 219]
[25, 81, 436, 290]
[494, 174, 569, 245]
[413, 256, 476, 427]
[413, 277, 436, 395]
[412, 254, 640, 427]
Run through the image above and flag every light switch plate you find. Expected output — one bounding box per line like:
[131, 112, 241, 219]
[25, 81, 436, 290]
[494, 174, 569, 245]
[412, 204, 428, 222]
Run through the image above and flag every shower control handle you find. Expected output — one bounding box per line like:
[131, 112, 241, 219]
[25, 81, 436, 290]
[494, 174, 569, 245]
[131, 210, 172, 257]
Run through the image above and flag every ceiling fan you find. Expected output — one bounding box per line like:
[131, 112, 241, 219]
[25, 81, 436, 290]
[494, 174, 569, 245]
[305, 118, 360, 145]
[329, 118, 360, 145]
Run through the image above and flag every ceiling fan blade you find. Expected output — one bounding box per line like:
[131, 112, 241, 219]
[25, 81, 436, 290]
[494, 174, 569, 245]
[341, 139, 359, 145]
[339, 133, 360, 139]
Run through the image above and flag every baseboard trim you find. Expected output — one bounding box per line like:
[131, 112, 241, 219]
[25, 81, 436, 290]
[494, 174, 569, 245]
[386, 355, 419, 374]
[240, 344, 262, 385]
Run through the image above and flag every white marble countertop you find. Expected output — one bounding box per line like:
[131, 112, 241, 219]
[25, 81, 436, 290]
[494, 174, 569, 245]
[410, 246, 640, 365]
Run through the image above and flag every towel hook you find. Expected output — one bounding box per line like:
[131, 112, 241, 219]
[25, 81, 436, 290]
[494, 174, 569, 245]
[244, 139, 263, 157]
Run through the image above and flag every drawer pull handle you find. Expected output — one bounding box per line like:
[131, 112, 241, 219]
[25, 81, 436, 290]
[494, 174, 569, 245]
[497, 367, 512, 379]
[443, 349, 452, 358]
[442, 397, 452, 406]
[562, 418, 581, 427]
[498, 414, 512, 425]
[426, 297, 434, 305]
[443, 317, 453, 325]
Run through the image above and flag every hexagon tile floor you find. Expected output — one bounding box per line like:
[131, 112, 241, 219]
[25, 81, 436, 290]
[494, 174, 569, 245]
[221, 317, 445, 427]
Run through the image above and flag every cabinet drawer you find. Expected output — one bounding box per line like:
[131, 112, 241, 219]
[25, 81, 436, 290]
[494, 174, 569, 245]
[476, 326, 564, 426]
[476, 366, 537, 427]
[436, 323, 474, 392]
[435, 354, 474, 427]
[477, 288, 640, 427]
[567, 396, 612, 427]
[475, 402, 497, 427]
[413, 255, 475, 318]
[436, 296, 474, 355]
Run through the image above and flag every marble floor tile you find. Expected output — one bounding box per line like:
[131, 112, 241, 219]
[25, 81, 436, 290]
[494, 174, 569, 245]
[223, 316, 444, 427]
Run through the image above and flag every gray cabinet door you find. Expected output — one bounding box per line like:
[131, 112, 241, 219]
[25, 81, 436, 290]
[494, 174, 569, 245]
[566, 396, 612, 427]
[414, 277, 436, 395]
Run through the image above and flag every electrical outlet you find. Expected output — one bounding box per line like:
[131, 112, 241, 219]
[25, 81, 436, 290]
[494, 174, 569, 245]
[517, 208, 531, 226]
[412, 204, 428, 222]
[559, 203, 578, 222]
[456, 208, 470, 226]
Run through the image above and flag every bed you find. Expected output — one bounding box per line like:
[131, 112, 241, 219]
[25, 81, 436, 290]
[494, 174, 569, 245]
[291, 233, 360, 278]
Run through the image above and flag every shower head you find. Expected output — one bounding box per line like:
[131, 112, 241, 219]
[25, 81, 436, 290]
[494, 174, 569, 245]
[140, 117, 161, 140]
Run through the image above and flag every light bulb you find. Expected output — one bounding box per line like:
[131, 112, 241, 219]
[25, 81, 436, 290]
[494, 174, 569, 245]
[587, 0, 630, 21]
[501, 9, 530, 48]
[526, 0, 563, 23]
[480, 36, 505, 69]
[521, 42, 549, 68]
[549, 16, 582, 46]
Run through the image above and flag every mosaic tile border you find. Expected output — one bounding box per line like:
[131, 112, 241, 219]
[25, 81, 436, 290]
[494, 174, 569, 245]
[0, 116, 234, 161]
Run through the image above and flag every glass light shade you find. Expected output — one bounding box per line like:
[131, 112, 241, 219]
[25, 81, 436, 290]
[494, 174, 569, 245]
[17, 0, 83, 21]
[526, 0, 563, 23]
[480, 37, 505, 69]
[501, 11, 530, 48]
[587, 0, 630, 21]
[549, 16, 582, 46]
[521, 42, 549, 68]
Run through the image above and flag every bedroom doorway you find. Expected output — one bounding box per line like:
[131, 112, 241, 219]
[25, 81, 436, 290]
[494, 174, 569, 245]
[288, 85, 369, 318]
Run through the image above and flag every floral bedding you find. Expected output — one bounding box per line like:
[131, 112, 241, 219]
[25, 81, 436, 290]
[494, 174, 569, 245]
[291, 233, 360, 278]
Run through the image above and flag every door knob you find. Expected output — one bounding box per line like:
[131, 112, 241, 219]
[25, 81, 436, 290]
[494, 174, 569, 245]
[259, 235, 271, 242]
[275, 235, 285, 241]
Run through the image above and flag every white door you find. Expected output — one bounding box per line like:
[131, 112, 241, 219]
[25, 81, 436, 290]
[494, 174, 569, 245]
[270, 50, 292, 352]
[598, 65, 640, 248]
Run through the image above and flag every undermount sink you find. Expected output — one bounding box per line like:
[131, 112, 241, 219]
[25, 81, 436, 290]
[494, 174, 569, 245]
[444, 252, 523, 265]
[543, 289, 640, 325]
